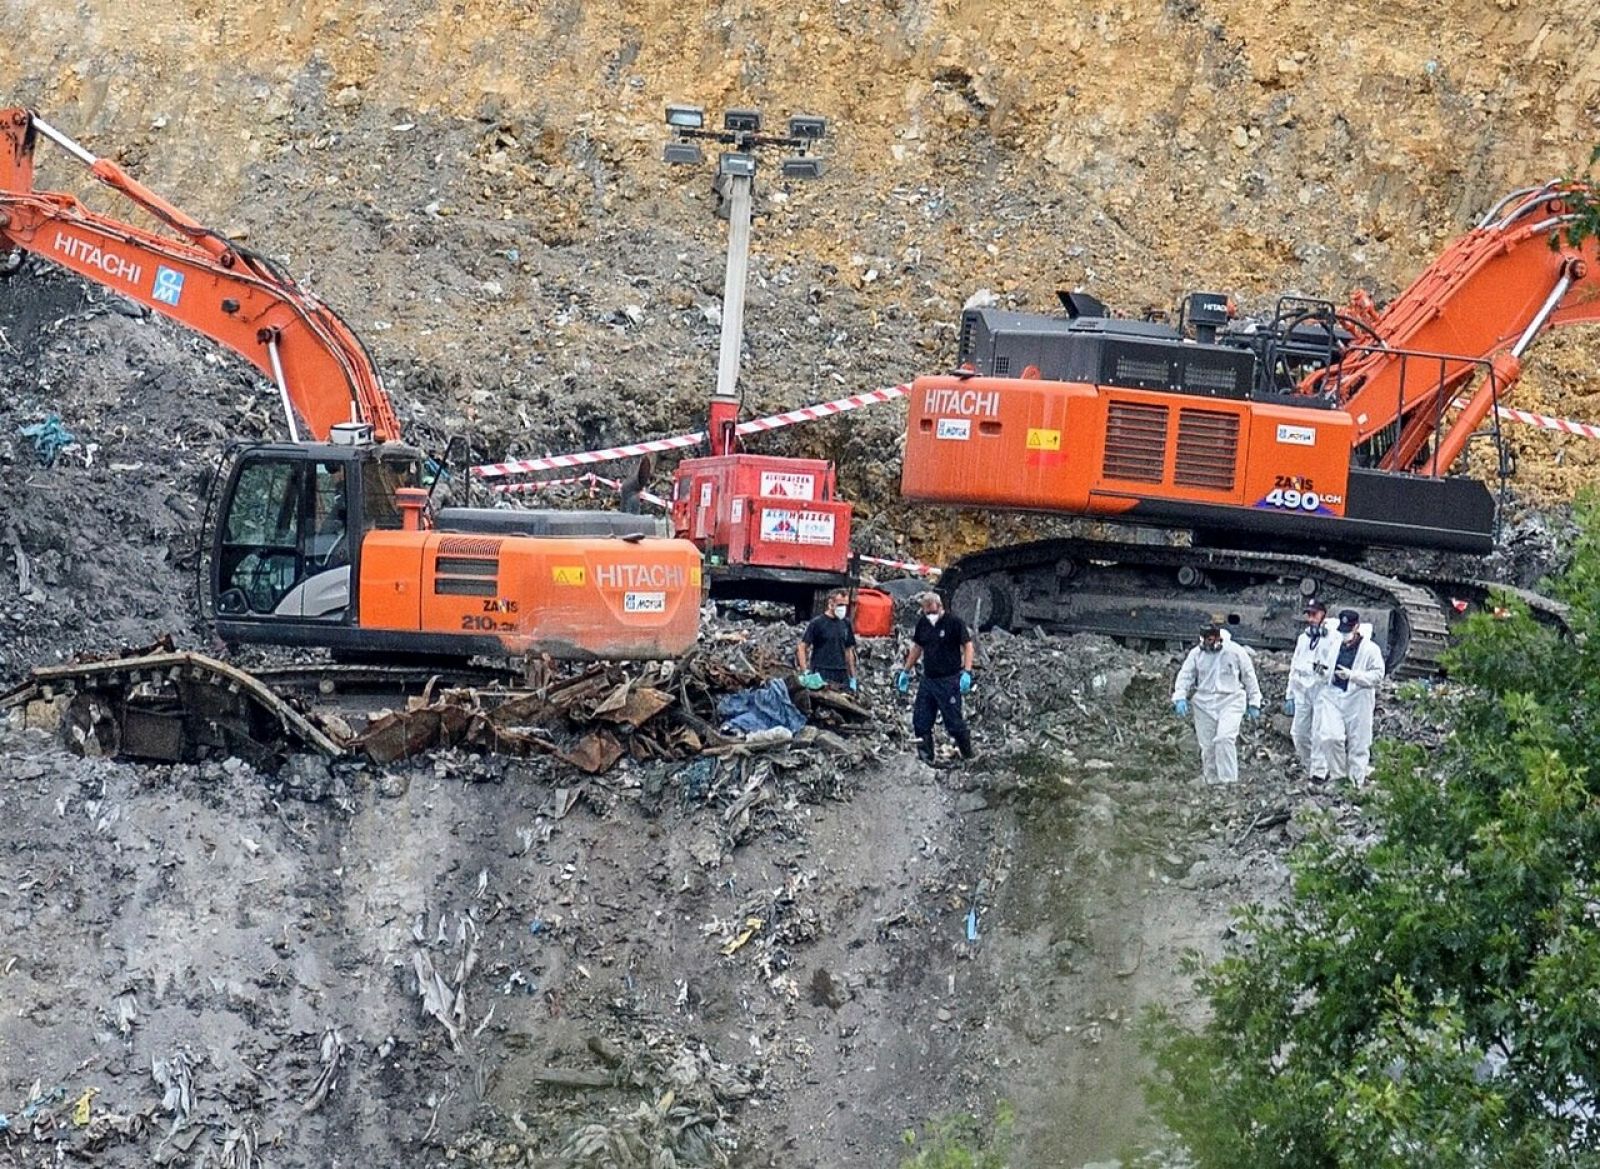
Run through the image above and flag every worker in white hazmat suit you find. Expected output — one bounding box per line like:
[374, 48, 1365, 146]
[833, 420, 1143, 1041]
[1171, 623, 1262, 785]
[1311, 608, 1386, 784]
[1285, 598, 1337, 774]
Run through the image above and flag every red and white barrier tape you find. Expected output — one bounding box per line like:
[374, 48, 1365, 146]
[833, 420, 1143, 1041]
[1492, 404, 1600, 440]
[474, 432, 707, 478]
[1447, 396, 1600, 440]
[734, 383, 910, 435]
[491, 472, 668, 509]
[859, 554, 941, 576]
[471, 383, 911, 479]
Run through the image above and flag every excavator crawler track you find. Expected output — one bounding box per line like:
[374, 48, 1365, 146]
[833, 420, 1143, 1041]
[940, 538, 1457, 678]
[1396, 574, 1571, 637]
[0, 651, 346, 765]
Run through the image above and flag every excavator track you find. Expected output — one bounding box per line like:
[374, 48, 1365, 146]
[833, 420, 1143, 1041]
[0, 651, 346, 765]
[940, 537, 1454, 678]
[1396, 574, 1571, 636]
[0, 653, 532, 767]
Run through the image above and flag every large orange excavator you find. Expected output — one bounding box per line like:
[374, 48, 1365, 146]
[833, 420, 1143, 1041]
[0, 107, 702, 661]
[902, 184, 1600, 672]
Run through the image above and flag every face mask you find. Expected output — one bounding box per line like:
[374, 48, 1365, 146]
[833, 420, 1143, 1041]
[833, 606, 848, 620]
[1202, 640, 1222, 653]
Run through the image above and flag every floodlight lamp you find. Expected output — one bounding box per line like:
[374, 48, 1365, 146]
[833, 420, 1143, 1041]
[723, 107, 762, 134]
[787, 114, 827, 141]
[780, 156, 824, 180]
[665, 103, 705, 130]
[663, 141, 705, 166]
[717, 151, 757, 178]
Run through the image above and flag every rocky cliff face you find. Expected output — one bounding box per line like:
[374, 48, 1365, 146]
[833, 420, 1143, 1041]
[5, 2, 1600, 523]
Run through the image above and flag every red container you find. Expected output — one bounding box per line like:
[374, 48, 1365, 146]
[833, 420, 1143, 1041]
[853, 588, 894, 637]
[671, 452, 853, 575]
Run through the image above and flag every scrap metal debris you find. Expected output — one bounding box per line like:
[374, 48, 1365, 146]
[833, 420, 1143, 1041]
[1, 627, 881, 774]
[353, 646, 875, 773]
[0, 650, 343, 764]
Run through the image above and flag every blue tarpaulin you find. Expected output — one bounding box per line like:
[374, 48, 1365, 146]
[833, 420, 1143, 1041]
[18, 414, 75, 467]
[716, 678, 807, 736]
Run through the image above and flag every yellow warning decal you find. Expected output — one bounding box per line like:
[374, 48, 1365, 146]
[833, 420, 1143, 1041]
[1026, 427, 1062, 451]
[552, 565, 587, 586]
[691, 564, 703, 587]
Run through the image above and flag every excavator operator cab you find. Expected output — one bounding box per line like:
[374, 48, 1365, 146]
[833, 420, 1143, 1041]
[212, 441, 423, 623]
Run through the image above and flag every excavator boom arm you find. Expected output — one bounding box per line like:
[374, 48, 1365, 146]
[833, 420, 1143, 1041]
[1319, 181, 1600, 474]
[0, 107, 400, 443]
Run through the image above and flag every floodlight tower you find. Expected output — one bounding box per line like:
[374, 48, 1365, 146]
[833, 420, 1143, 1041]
[660, 105, 851, 620]
[662, 105, 827, 457]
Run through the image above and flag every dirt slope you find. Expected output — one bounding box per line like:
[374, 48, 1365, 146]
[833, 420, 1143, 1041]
[1, 627, 1295, 1169]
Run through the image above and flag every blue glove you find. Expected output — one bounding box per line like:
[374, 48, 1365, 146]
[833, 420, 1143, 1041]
[895, 669, 911, 694]
[847, 676, 859, 693]
[1247, 705, 1262, 721]
[1173, 698, 1189, 717]
[1282, 697, 1295, 716]
[797, 671, 825, 691]
[959, 670, 973, 694]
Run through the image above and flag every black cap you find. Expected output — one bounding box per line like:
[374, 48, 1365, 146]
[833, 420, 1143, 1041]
[1337, 608, 1360, 632]
[1303, 598, 1327, 614]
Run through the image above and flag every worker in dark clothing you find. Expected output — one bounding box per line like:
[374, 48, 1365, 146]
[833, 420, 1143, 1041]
[896, 591, 977, 763]
[797, 589, 858, 691]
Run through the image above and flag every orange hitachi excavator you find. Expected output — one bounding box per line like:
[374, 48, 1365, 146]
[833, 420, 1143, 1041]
[902, 184, 1600, 673]
[0, 106, 702, 661]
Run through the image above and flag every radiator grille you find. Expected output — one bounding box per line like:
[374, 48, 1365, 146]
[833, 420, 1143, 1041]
[435, 576, 499, 597]
[435, 537, 502, 597]
[435, 557, 498, 577]
[1111, 353, 1171, 387]
[438, 535, 503, 557]
[1182, 356, 1245, 395]
[1174, 409, 1240, 490]
[1101, 401, 1168, 483]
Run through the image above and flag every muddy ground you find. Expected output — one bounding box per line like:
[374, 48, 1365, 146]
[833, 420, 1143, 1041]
[2, 621, 1349, 1168]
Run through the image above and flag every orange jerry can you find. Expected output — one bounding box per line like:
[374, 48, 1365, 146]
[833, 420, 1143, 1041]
[853, 588, 894, 638]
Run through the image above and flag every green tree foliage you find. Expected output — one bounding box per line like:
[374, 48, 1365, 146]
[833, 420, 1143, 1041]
[899, 1103, 1015, 1169]
[1555, 146, 1600, 250]
[1140, 503, 1600, 1167]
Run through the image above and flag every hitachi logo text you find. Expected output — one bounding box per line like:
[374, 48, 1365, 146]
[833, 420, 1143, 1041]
[52, 232, 142, 285]
[595, 564, 687, 590]
[923, 387, 1000, 417]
